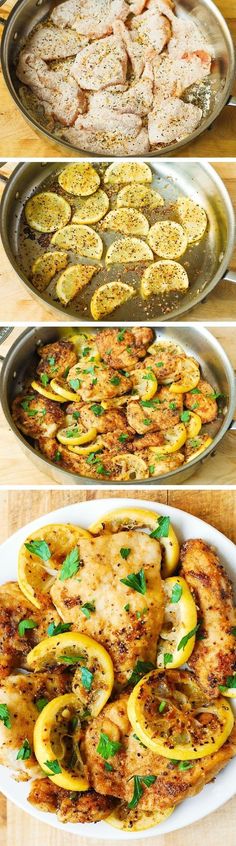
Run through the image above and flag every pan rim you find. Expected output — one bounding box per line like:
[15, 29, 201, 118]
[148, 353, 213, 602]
[1, 324, 235, 485]
[0, 159, 235, 323]
[0, 0, 235, 158]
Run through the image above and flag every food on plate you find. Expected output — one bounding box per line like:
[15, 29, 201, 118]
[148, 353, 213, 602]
[11, 330, 223, 481]
[25, 192, 71, 233]
[16, 1, 213, 153]
[23, 163, 208, 319]
[0, 503, 235, 830]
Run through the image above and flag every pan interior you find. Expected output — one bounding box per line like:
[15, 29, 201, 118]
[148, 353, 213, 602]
[2, 0, 234, 156]
[8, 161, 227, 322]
[5, 326, 230, 483]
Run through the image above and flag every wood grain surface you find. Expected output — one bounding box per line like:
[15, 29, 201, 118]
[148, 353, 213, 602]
[0, 325, 236, 485]
[0, 0, 235, 158]
[0, 488, 235, 846]
[0, 161, 236, 322]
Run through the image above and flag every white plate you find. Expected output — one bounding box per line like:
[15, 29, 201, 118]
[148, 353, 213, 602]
[0, 497, 235, 840]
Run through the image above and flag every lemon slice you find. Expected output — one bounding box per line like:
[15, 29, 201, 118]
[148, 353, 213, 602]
[156, 577, 197, 668]
[127, 669, 234, 760]
[109, 453, 148, 481]
[31, 380, 67, 402]
[28, 632, 114, 716]
[34, 693, 89, 791]
[176, 197, 208, 243]
[31, 251, 68, 291]
[147, 221, 188, 260]
[185, 411, 202, 439]
[131, 367, 157, 401]
[106, 237, 153, 265]
[58, 163, 100, 196]
[90, 281, 135, 320]
[89, 507, 179, 578]
[51, 224, 103, 260]
[101, 208, 149, 237]
[117, 184, 164, 210]
[56, 264, 100, 305]
[101, 397, 127, 409]
[25, 191, 71, 233]
[72, 189, 109, 224]
[104, 162, 152, 185]
[185, 435, 213, 462]
[50, 379, 79, 401]
[170, 358, 200, 394]
[106, 803, 173, 832]
[57, 425, 97, 446]
[67, 440, 103, 456]
[140, 261, 189, 298]
[18, 523, 90, 609]
[149, 423, 186, 456]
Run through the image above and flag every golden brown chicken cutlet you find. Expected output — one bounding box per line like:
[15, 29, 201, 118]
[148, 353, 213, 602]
[127, 387, 183, 434]
[67, 362, 132, 401]
[180, 539, 236, 697]
[79, 403, 133, 435]
[0, 581, 61, 678]
[96, 327, 154, 370]
[12, 394, 65, 439]
[185, 378, 218, 423]
[37, 339, 77, 380]
[28, 778, 116, 822]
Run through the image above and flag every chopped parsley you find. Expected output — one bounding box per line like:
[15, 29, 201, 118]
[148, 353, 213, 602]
[47, 621, 72, 637]
[219, 674, 236, 693]
[58, 654, 84, 665]
[143, 418, 151, 426]
[44, 759, 62, 774]
[120, 547, 131, 560]
[81, 667, 93, 691]
[156, 361, 164, 368]
[40, 373, 50, 386]
[54, 450, 61, 463]
[124, 603, 130, 612]
[69, 378, 80, 391]
[181, 410, 191, 423]
[163, 653, 173, 667]
[47, 356, 55, 366]
[104, 762, 114, 772]
[127, 660, 154, 687]
[0, 704, 11, 728]
[17, 739, 31, 760]
[140, 399, 160, 408]
[178, 761, 193, 771]
[149, 465, 155, 476]
[110, 375, 120, 386]
[90, 404, 104, 416]
[150, 516, 170, 539]
[24, 539, 51, 561]
[169, 402, 177, 410]
[118, 433, 129, 443]
[190, 387, 200, 394]
[81, 602, 95, 619]
[117, 329, 126, 342]
[120, 568, 146, 595]
[73, 411, 80, 420]
[177, 623, 200, 651]
[59, 547, 80, 581]
[159, 700, 166, 713]
[170, 583, 182, 604]
[231, 627, 236, 637]
[18, 618, 38, 637]
[36, 697, 48, 713]
[97, 733, 121, 760]
[128, 775, 156, 809]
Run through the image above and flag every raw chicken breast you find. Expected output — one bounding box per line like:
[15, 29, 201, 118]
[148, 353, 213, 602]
[71, 34, 127, 90]
[148, 95, 202, 144]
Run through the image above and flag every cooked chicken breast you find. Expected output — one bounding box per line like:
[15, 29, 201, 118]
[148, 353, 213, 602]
[132, 431, 165, 450]
[71, 35, 127, 90]
[28, 778, 116, 822]
[84, 696, 236, 810]
[185, 379, 218, 423]
[12, 394, 65, 440]
[79, 404, 133, 436]
[0, 581, 61, 678]
[127, 387, 183, 434]
[148, 95, 202, 145]
[180, 539, 236, 697]
[26, 24, 87, 60]
[51, 530, 164, 685]
[96, 327, 153, 370]
[67, 363, 132, 401]
[37, 340, 77, 380]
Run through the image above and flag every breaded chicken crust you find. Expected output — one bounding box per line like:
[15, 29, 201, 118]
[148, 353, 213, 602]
[28, 778, 116, 822]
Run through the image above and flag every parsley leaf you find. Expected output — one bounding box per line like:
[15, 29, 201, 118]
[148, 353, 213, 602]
[0, 704, 11, 728]
[36, 697, 48, 713]
[58, 654, 84, 664]
[81, 667, 93, 691]
[18, 618, 38, 637]
[47, 356, 55, 366]
[181, 410, 191, 423]
[231, 627, 236, 637]
[97, 732, 121, 760]
[17, 739, 31, 760]
[44, 759, 62, 774]
[177, 623, 200, 651]
[47, 621, 72, 637]
[90, 404, 104, 417]
[127, 660, 155, 687]
[190, 387, 200, 394]
[69, 378, 80, 391]
[73, 411, 80, 420]
[24, 539, 51, 561]
[120, 568, 146, 595]
[170, 583, 182, 604]
[118, 433, 129, 443]
[124, 603, 130, 612]
[128, 775, 156, 809]
[149, 465, 155, 476]
[120, 547, 131, 560]
[143, 418, 151, 426]
[54, 450, 61, 463]
[159, 700, 166, 713]
[117, 329, 126, 342]
[104, 762, 114, 772]
[163, 653, 173, 667]
[110, 375, 120, 386]
[219, 674, 236, 692]
[59, 547, 80, 581]
[178, 761, 193, 771]
[40, 373, 49, 386]
[81, 602, 95, 619]
[150, 516, 170, 539]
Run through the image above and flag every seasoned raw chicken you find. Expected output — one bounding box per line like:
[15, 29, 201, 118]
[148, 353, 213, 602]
[28, 778, 116, 822]
[148, 95, 202, 145]
[180, 539, 236, 697]
[127, 387, 183, 433]
[152, 52, 211, 97]
[185, 378, 218, 423]
[51, 0, 129, 38]
[16, 53, 87, 126]
[84, 696, 236, 809]
[115, 11, 170, 78]
[26, 24, 87, 60]
[78, 105, 142, 138]
[0, 581, 61, 678]
[11, 394, 65, 440]
[96, 327, 154, 370]
[67, 362, 132, 401]
[37, 340, 77, 380]
[71, 35, 127, 90]
[88, 62, 153, 115]
[51, 530, 164, 685]
[168, 16, 213, 60]
[63, 124, 150, 154]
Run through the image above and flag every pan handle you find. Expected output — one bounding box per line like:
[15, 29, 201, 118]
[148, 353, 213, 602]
[227, 97, 236, 107]
[223, 270, 236, 284]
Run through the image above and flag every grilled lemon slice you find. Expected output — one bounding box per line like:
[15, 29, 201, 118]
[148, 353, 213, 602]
[31, 380, 67, 402]
[50, 379, 79, 401]
[106, 237, 153, 265]
[89, 506, 179, 578]
[25, 192, 71, 233]
[185, 435, 213, 462]
[106, 803, 173, 832]
[58, 163, 100, 196]
[56, 263, 100, 305]
[117, 184, 164, 210]
[109, 453, 148, 481]
[170, 358, 200, 393]
[140, 261, 189, 297]
[104, 162, 152, 184]
[72, 189, 109, 224]
[147, 221, 188, 260]
[34, 693, 89, 791]
[31, 251, 68, 291]
[101, 208, 149, 237]
[184, 411, 202, 439]
[156, 577, 197, 668]
[176, 197, 208, 243]
[149, 423, 186, 455]
[131, 366, 157, 401]
[51, 224, 103, 260]
[57, 425, 97, 446]
[18, 523, 90, 608]
[90, 281, 135, 319]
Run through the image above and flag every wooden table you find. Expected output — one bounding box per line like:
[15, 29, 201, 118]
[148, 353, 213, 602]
[0, 488, 235, 846]
[0, 0, 236, 158]
[0, 325, 235, 485]
[0, 161, 236, 322]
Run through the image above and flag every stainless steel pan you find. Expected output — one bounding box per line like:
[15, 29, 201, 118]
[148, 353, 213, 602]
[1, 160, 236, 321]
[1, 324, 235, 486]
[0, 0, 236, 156]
